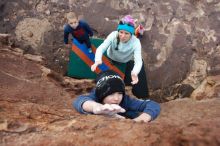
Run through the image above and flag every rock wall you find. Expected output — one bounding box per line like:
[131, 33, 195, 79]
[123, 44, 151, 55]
[0, 0, 220, 100]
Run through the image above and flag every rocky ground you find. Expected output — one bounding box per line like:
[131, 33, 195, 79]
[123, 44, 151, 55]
[1, 0, 220, 145]
[1, 0, 220, 100]
[0, 45, 220, 146]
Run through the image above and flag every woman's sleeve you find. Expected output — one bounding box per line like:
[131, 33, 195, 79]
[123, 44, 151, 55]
[95, 31, 116, 62]
[132, 39, 143, 75]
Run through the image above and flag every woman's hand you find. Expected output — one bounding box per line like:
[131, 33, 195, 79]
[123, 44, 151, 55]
[131, 72, 139, 84]
[91, 61, 102, 72]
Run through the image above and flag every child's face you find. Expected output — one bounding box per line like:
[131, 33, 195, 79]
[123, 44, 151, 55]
[103, 92, 123, 104]
[118, 30, 131, 43]
[68, 18, 79, 29]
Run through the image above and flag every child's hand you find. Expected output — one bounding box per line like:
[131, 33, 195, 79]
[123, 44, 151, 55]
[131, 72, 139, 84]
[92, 104, 125, 115]
[111, 114, 125, 119]
[91, 61, 102, 72]
[133, 113, 151, 123]
[65, 44, 71, 48]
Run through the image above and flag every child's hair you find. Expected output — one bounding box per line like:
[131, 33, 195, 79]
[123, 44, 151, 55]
[66, 12, 78, 20]
[95, 70, 125, 102]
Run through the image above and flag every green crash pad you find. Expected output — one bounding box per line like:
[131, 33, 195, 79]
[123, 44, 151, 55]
[67, 38, 126, 79]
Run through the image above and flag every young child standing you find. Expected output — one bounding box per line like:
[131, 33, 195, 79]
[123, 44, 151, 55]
[73, 70, 160, 123]
[64, 12, 93, 53]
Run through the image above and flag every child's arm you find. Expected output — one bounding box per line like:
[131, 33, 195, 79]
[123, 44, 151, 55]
[123, 95, 161, 122]
[82, 100, 102, 113]
[133, 113, 152, 122]
[80, 20, 93, 37]
[83, 101, 125, 115]
[64, 24, 70, 44]
[73, 92, 125, 115]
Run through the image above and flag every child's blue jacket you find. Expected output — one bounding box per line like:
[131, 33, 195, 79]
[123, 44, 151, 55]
[73, 90, 161, 120]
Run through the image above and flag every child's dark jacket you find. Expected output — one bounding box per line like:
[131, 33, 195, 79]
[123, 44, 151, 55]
[73, 90, 160, 120]
[64, 20, 93, 44]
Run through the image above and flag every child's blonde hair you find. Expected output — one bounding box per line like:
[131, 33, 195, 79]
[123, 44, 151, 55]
[66, 12, 78, 20]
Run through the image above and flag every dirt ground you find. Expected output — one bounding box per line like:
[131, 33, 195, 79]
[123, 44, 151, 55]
[0, 47, 220, 146]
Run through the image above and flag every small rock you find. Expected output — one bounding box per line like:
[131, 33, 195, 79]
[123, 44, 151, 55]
[0, 119, 8, 131]
[45, 10, 51, 15]
[13, 48, 24, 54]
[40, 66, 51, 76]
[0, 33, 11, 46]
[27, 31, 33, 37]
[105, 17, 109, 21]
[3, 18, 10, 22]
[207, 79, 216, 86]
[24, 54, 43, 63]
